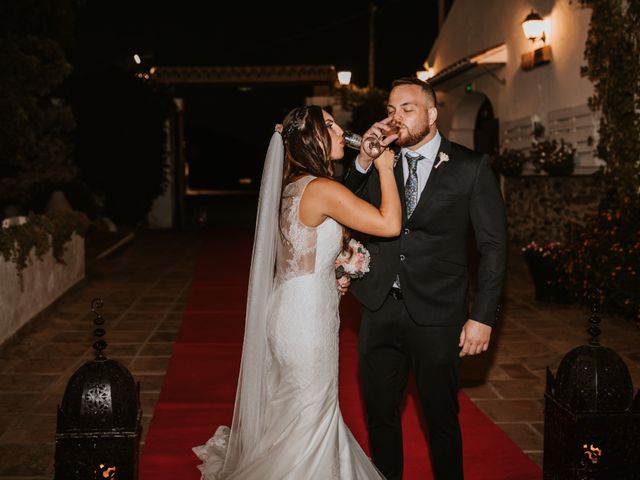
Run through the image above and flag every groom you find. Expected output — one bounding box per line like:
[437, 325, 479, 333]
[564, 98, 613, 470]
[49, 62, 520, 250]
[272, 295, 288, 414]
[343, 77, 507, 480]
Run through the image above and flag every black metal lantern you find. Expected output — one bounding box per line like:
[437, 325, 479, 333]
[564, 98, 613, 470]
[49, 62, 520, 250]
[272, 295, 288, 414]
[543, 304, 640, 479]
[55, 299, 142, 480]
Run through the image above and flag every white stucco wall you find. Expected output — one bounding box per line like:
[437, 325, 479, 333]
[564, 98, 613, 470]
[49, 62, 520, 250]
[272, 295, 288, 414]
[427, 0, 596, 170]
[0, 234, 85, 345]
[148, 119, 175, 229]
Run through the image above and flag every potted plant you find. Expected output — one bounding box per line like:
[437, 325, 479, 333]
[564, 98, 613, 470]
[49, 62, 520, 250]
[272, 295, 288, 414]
[522, 241, 571, 303]
[530, 138, 576, 176]
[491, 148, 527, 177]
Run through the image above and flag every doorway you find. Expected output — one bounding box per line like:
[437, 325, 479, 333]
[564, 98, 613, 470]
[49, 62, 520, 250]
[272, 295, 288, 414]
[474, 97, 499, 155]
[449, 92, 499, 155]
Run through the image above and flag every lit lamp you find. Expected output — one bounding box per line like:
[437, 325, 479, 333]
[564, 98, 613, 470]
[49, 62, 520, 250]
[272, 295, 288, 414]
[416, 70, 429, 81]
[54, 299, 142, 480]
[543, 305, 640, 478]
[337, 71, 352, 87]
[520, 9, 551, 71]
[336, 71, 352, 108]
[522, 9, 545, 42]
[416, 63, 435, 82]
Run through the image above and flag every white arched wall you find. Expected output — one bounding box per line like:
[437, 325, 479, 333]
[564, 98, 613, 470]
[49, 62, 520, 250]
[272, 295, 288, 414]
[448, 92, 488, 149]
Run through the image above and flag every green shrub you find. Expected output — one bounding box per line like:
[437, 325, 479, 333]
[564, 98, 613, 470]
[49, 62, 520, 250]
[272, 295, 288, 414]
[559, 194, 640, 320]
[491, 148, 526, 177]
[71, 68, 170, 225]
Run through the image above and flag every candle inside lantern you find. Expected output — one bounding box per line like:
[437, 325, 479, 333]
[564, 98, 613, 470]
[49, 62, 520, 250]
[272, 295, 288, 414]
[582, 444, 603, 464]
[98, 463, 117, 479]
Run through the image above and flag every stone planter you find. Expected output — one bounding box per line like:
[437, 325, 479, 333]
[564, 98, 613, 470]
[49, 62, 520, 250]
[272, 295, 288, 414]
[0, 233, 85, 345]
[543, 163, 575, 176]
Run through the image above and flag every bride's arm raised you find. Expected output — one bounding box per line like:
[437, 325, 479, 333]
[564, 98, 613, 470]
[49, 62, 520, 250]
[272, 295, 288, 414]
[300, 148, 401, 238]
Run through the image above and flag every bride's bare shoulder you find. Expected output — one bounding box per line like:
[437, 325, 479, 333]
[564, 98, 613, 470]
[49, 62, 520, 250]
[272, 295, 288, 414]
[305, 176, 349, 194]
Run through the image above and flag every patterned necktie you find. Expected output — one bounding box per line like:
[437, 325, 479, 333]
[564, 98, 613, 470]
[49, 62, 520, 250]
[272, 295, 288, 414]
[404, 151, 424, 217]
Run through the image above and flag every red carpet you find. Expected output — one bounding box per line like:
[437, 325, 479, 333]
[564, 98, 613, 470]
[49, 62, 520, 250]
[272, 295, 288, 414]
[140, 231, 541, 479]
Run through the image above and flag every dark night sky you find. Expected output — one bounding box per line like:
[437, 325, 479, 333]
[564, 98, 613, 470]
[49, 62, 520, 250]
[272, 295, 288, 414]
[71, 0, 445, 190]
[74, 0, 441, 89]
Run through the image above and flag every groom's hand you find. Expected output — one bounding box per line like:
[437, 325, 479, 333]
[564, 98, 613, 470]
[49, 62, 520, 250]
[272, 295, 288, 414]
[459, 319, 492, 357]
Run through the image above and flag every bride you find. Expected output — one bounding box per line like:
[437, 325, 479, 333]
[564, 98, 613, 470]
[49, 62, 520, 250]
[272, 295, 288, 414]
[194, 105, 401, 479]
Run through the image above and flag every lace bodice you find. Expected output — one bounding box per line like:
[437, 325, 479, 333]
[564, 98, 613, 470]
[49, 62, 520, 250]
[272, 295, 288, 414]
[276, 175, 324, 283]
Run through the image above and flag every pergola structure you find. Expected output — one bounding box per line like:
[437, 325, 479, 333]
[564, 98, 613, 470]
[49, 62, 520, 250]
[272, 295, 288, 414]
[145, 64, 340, 228]
[151, 65, 338, 87]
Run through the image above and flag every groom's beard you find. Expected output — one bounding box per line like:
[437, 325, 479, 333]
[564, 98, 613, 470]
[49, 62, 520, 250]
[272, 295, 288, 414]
[396, 118, 432, 148]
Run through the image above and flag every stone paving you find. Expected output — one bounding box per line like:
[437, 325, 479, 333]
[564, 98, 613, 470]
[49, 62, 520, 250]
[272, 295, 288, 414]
[0, 230, 639, 479]
[0, 231, 199, 479]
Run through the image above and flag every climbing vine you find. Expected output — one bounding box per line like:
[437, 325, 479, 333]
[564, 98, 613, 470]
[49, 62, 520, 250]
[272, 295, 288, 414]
[581, 0, 640, 196]
[0, 211, 89, 288]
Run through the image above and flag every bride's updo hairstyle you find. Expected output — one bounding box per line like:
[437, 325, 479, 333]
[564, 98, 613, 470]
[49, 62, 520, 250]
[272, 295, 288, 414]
[281, 105, 334, 184]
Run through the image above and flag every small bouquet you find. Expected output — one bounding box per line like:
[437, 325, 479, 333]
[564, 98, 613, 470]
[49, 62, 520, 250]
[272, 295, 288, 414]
[335, 238, 371, 279]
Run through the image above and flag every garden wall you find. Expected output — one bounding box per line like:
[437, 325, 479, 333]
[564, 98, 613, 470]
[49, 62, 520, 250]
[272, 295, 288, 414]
[0, 233, 85, 345]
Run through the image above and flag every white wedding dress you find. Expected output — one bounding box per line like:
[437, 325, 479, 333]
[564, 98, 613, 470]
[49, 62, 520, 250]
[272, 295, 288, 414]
[194, 175, 384, 479]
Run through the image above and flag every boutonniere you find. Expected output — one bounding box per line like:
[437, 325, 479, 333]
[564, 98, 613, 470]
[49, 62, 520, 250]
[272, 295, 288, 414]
[434, 152, 449, 169]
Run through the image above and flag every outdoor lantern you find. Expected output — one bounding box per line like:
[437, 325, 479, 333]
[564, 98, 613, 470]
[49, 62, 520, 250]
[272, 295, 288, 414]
[543, 306, 640, 479]
[521, 9, 545, 42]
[416, 70, 434, 82]
[55, 299, 142, 480]
[337, 70, 352, 86]
[520, 9, 551, 70]
[416, 65, 435, 82]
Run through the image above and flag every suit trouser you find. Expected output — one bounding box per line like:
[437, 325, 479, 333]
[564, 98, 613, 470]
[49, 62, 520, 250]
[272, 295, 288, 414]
[359, 293, 463, 480]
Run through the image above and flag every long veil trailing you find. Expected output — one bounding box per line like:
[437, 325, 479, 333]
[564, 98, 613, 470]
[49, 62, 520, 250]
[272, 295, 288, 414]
[193, 131, 283, 478]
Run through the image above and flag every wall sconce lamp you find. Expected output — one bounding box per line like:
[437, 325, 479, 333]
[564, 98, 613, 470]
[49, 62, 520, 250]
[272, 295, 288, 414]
[337, 71, 352, 87]
[522, 10, 545, 43]
[521, 9, 551, 71]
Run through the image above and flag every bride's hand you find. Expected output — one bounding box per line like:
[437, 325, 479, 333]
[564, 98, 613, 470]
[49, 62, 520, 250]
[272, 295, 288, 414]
[373, 148, 397, 173]
[336, 275, 351, 296]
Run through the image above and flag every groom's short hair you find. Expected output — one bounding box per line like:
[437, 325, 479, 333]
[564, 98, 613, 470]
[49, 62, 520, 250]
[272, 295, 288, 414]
[391, 77, 437, 108]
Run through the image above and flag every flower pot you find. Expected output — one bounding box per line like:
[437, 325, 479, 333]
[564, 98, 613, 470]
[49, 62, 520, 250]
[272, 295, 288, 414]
[544, 163, 575, 176]
[500, 165, 524, 177]
[524, 253, 570, 303]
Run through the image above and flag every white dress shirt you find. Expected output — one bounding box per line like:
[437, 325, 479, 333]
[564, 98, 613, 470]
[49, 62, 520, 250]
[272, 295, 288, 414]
[355, 130, 442, 289]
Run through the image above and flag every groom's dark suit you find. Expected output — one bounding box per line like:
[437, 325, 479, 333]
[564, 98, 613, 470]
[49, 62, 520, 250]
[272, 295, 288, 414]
[343, 135, 507, 480]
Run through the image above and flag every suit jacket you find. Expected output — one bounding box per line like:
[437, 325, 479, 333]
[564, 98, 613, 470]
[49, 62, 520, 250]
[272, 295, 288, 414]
[342, 136, 507, 327]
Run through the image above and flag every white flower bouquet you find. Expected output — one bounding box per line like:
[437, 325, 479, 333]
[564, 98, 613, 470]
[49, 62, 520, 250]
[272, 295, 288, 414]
[335, 238, 371, 280]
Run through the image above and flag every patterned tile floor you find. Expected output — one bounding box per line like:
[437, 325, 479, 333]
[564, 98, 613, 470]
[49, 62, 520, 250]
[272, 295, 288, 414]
[0, 230, 638, 478]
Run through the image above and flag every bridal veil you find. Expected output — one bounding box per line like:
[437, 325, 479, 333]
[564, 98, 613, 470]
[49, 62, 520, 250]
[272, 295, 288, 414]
[194, 131, 283, 477]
